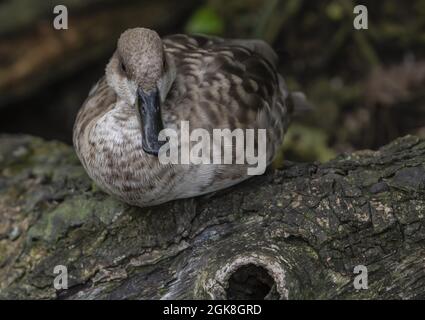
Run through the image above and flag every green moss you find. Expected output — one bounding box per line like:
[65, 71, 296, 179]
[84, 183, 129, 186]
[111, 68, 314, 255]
[28, 197, 90, 242]
[0, 241, 8, 266]
[276, 124, 337, 165]
[27, 195, 126, 243]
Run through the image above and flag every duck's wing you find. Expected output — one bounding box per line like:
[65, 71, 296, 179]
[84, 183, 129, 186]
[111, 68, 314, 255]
[166, 34, 278, 66]
[163, 34, 289, 118]
[162, 34, 291, 160]
[73, 77, 117, 166]
[201, 34, 279, 68]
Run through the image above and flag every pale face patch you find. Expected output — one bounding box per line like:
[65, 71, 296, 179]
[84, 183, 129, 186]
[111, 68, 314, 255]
[105, 53, 138, 106]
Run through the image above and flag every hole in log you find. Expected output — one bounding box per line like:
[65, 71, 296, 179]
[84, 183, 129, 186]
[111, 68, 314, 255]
[226, 264, 275, 300]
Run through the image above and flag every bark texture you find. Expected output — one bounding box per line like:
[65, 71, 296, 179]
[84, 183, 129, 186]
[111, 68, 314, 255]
[0, 134, 425, 299]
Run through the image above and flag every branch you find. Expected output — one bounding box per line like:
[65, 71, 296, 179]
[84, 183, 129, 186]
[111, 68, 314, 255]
[0, 134, 424, 299]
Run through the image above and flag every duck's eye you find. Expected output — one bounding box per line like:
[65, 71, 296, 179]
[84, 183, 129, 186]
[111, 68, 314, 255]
[120, 62, 127, 73]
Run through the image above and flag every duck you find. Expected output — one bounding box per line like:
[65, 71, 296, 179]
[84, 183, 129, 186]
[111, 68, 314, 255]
[73, 27, 300, 207]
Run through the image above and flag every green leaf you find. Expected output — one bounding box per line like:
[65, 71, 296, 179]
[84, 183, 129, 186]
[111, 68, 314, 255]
[326, 1, 344, 21]
[185, 6, 224, 35]
[275, 124, 337, 165]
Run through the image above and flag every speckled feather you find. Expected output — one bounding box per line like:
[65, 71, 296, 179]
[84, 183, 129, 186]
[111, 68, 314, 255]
[73, 29, 292, 207]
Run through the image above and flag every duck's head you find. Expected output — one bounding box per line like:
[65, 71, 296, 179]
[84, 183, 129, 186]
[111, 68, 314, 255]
[106, 28, 173, 156]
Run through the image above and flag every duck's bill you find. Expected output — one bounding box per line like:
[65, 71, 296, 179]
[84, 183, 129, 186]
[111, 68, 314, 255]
[137, 88, 165, 156]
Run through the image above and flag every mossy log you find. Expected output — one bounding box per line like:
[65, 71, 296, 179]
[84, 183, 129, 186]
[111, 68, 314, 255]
[0, 134, 425, 299]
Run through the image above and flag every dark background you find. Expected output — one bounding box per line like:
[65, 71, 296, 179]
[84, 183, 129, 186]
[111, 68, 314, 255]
[1, 0, 424, 163]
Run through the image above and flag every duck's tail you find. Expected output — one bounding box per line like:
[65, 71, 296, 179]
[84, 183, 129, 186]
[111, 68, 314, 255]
[277, 74, 313, 116]
[288, 91, 313, 116]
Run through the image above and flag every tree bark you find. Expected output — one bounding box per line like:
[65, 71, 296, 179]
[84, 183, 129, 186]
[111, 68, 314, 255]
[0, 134, 425, 299]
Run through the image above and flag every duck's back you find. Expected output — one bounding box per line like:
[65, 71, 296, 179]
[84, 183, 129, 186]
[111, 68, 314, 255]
[162, 34, 291, 165]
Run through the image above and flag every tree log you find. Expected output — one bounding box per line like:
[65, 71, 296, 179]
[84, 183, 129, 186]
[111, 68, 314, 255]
[0, 134, 425, 299]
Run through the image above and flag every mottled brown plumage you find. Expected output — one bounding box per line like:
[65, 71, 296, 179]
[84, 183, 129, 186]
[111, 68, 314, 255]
[73, 28, 296, 207]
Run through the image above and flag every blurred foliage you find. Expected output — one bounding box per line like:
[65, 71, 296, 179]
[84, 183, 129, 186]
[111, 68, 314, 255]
[185, 6, 224, 35]
[185, 0, 425, 163]
[274, 124, 336, 168]
[1, 0, 424, 164]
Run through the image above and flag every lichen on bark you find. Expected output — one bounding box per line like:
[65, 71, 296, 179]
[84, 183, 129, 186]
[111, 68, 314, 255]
[0, 134, 424, 299]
